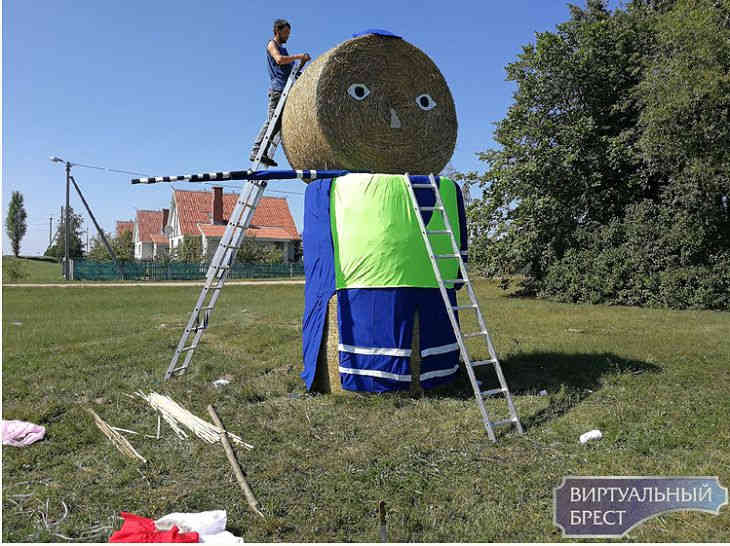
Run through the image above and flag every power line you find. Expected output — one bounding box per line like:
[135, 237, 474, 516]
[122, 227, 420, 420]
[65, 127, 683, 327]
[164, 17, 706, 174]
[68, 161, 151, 177]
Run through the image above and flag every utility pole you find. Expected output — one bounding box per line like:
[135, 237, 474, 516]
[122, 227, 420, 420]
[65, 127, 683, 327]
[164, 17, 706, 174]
[49, 216, 53, 246]
[50, 155, 143, 279]
[65, 161, 71, 280]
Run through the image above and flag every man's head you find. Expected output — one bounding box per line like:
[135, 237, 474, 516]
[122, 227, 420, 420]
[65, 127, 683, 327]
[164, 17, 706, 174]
[273, 19, 291, 43]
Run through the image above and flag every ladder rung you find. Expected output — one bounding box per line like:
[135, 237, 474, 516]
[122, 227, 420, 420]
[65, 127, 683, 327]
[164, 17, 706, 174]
[452, 304, 477, 310]
[463, 331, 487, 338]
[435, 254, 459, 259]
[180, 345, 197, 352]
[426, 230, 450, 234]
[411, 184, 435, 189]
[471, 359, 497, 367]
[491, 417, 518, 427]
[193, 325, 207, 331]
[481, 388, 505, 397]
[443, 279, 468, 284]
[420, 206, 443, 211]
[212, 264, 231, 271]
[221, 243, 238, 249]
[170, 367, 187, 374]
[200, 306, 214, 311]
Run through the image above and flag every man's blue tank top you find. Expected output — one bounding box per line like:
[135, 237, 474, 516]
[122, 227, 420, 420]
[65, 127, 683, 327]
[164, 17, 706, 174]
[266, 40, 292, 91]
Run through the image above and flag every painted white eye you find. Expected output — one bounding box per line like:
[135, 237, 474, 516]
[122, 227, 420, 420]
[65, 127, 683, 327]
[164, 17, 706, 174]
[416, 94, 437, 110]
[347, 83, 370, 100]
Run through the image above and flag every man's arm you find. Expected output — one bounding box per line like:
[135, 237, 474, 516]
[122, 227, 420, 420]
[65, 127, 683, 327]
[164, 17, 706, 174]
[267, 40, 311, 66]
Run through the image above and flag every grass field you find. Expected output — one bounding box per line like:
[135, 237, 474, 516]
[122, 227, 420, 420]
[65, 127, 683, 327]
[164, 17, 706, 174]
[2, 280, 729, 542]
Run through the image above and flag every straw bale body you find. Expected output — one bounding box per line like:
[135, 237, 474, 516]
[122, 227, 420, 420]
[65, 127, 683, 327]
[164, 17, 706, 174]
[282, 33, 457, 174]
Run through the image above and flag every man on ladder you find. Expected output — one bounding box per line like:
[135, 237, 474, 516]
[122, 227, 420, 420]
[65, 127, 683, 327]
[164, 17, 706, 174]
[249, 18, 311, 167]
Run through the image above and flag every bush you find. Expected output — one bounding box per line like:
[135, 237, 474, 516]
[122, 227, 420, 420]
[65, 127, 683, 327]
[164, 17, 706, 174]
[3, 259, 28, 282]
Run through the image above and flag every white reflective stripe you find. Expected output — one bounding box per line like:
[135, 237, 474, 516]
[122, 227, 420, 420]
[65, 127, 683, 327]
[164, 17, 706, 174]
[296, 169, 303, 178]
[421, 343, 459, 357]
[460, 251, 468, 255]
[338, 344, 411, 357]
[338, 364, 459, 382]
[420, 365, 459, 381]
[222, 172, 231, 179]
[311, 170, 317, 179]
[338, 366, 410, 382]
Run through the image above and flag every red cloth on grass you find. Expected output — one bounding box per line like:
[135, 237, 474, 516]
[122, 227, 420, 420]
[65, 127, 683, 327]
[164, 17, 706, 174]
[109, 512, 199, 543]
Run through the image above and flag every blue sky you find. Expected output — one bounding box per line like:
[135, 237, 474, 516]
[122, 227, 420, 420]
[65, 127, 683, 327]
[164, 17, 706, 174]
[3, 0, 621, 256]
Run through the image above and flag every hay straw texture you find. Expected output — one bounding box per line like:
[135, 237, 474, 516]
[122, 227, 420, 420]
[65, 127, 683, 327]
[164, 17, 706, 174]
[311, 294, 343, 393]
[136, 392, 253, 449]
[282, 33, 457, 174]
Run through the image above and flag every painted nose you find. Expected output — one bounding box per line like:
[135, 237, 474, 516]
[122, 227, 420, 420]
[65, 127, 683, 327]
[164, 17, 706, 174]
[390, 108, 402, 129]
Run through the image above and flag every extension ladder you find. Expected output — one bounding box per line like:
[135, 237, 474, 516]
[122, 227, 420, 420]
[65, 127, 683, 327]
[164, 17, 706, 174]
[403, 173, 524, 442]
[164, 61, 301, 380]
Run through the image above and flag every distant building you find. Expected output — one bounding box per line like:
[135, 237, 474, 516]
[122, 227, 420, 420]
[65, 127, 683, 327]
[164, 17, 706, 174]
[115, 220, 134, 237]
[166, 187, 300, 262]
[133, 209, 169, 261]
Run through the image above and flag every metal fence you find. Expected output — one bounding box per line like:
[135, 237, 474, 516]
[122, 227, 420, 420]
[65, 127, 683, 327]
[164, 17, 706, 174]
[72, 260, 304, 281]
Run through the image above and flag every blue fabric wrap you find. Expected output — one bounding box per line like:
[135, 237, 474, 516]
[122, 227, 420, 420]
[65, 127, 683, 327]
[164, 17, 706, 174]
[301, 178, 337, 390]
[300, 175, 469, 392]
[248, 169, 357, 181]
[352, 29, 402, 39]
[337, 288, 459, 392]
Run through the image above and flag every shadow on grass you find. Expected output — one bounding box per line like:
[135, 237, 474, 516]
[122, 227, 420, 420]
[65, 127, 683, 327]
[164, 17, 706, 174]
[425, 351, 662, 430]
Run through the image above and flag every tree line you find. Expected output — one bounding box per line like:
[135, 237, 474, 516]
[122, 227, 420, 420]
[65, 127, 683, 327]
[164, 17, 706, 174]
[459, 0, 729, 310]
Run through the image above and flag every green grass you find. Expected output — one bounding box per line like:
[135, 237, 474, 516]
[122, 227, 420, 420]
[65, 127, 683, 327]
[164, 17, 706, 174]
[2, 257, 65, 283]
[2, 280, 729, 542]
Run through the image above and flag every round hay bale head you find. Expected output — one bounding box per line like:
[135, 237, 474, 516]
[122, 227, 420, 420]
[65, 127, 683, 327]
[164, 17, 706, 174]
[282, 33, 457, 174]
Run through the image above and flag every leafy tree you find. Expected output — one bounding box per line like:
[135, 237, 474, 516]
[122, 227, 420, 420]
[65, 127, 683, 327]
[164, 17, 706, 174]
[172, 236, 203, 263]
[235, 238, 285, 264]
[44, 207, 84, 259]
[633, 0, 730, 265]
[5, 191, 28, 257]
[87, 229, 135, 262]
[461, 0, 730, 309]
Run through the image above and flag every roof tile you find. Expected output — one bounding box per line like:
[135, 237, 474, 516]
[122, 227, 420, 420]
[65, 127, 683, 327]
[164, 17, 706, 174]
[116, 220, 134, 237]
[174, 190, 299, 240]
[136, 210, 165, 242]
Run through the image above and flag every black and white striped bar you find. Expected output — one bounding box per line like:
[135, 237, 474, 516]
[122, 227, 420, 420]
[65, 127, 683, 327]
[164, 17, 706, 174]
[131, 169, 359, 185]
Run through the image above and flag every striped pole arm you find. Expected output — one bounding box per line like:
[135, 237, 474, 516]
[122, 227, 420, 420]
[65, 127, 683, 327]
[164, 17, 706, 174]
[131, 169, 359, 184]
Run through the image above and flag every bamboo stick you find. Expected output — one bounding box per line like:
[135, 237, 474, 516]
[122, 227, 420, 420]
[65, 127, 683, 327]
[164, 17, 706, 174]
[207, 405, 265, 519]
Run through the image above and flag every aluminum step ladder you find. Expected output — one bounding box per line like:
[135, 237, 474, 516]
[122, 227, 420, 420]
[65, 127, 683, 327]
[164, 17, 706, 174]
[164, 61, 301, 380]
[403, 173, 524, 442]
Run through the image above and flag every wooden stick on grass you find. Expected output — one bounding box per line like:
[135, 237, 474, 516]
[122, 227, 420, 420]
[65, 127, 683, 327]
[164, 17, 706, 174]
[207, 404, 265, 519]
[87, 408, 146, 464]
[378, 500, 387, 542]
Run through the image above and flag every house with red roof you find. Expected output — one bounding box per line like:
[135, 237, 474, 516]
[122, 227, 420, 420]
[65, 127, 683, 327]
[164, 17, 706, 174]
[134, 209, 169, 261]
[166, 187, 300, 262]
[116, 220, 134, 237]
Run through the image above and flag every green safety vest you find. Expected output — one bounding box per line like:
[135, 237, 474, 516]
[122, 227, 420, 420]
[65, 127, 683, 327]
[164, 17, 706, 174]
[330, 174, 460, 289]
